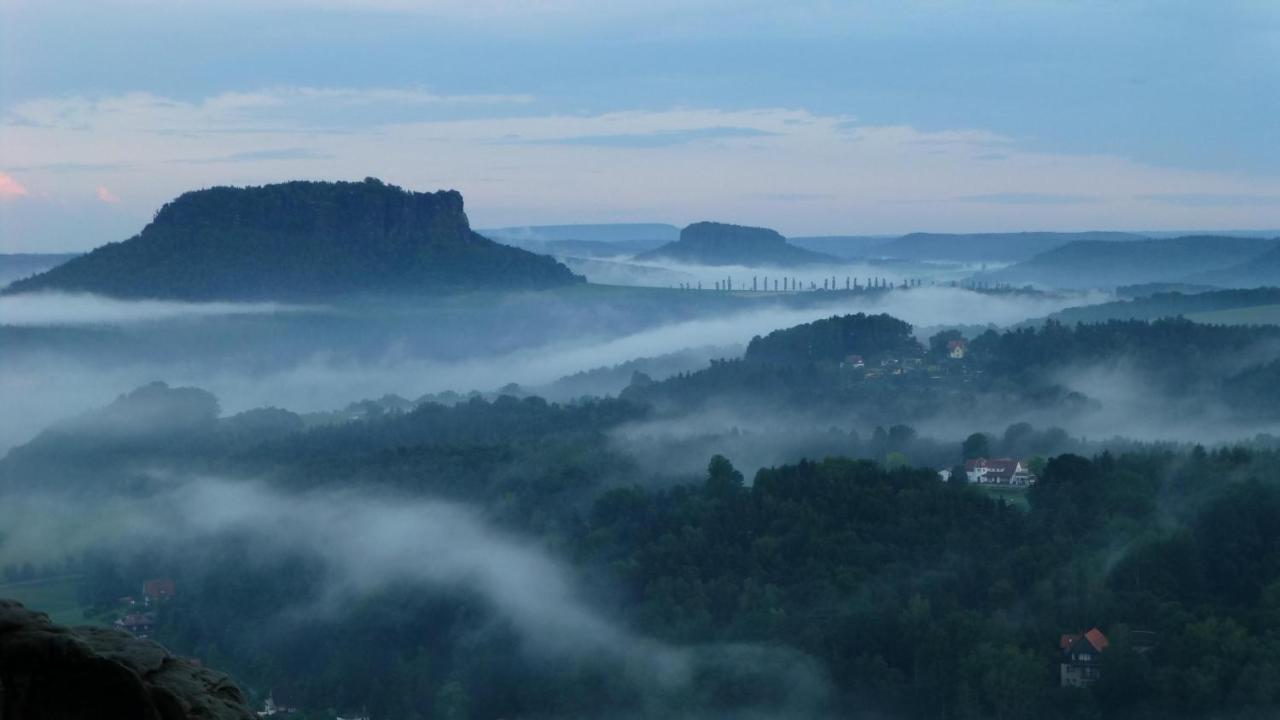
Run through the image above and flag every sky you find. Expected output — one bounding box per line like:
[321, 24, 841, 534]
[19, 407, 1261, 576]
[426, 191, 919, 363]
[1, 0, 1278, 251]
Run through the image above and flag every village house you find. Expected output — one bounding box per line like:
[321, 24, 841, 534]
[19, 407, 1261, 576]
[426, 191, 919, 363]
[947, 339, 967, 359]
[142, 578, 176, 604]
[1060, 628, 1109, 688]
[965, 458, 1036, 486]
[114, 612, 156, 638]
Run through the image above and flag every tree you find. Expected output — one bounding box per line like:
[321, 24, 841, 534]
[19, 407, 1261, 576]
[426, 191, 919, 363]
[885, 451, 910, 469]
[705, 455, 745, 497]
[929, 329, 964, 359]
[962, 432, 990, 460]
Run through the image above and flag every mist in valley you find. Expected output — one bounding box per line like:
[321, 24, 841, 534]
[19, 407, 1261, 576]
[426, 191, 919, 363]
[0, 285, 1098, 453]
[4, 3, 1280, 716]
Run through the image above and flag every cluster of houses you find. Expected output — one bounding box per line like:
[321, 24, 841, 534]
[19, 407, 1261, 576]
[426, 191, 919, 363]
[842, 354, 930, 379]
[840, 337, 972, 383]
[112, 578, 175, 639]
[937, 458, 1038, 486]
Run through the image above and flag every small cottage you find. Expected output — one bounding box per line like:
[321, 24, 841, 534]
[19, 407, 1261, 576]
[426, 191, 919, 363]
[1060, 628, 1109, 688]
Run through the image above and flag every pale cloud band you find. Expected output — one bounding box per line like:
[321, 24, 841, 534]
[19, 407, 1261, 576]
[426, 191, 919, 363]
[3, 85, 1280, 251]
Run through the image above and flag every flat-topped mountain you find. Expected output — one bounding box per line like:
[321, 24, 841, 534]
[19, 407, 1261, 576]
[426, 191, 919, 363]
[4, 179, 582, 300]
[636, 221, 835, 266]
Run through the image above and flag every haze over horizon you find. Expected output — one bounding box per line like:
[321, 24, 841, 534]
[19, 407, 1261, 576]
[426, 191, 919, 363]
[2, 0, 1279, 252]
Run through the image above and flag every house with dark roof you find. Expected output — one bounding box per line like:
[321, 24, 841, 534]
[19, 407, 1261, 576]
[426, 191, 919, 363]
[1060, 628, 1109, 687]
[964, 458, 1036, 485]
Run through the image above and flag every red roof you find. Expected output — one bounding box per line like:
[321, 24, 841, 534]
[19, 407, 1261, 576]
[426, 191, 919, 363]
[947, 339, 966, 349]
[142, 578, 175, 599]
[1084, 628, 1109, 652]
[1062, 628, 1109, 654]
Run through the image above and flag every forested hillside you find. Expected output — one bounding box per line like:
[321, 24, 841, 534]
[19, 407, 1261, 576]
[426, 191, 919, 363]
[979, 236, 1277, 289]
[10, 314, 1280, 718]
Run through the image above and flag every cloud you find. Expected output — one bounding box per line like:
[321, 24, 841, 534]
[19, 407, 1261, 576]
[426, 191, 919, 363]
[510, 125, 779, 147]
[95, 185, 120, 203]
[2, 87, 534, 133]
[4, 88, 1280, 243]
[172, 147, 335, 165]
[956, 192, 1101, 205]
[6, 161, 132, 173]
[0, 172, 29, 199]
[1135, 193, 1280, 207]
[0, 291, 302, 327]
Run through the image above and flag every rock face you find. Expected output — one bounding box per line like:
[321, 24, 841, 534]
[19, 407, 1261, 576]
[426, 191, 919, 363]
[0, 599, 254, 720]
[637, 221, 834, 267]
[4, 178, 583, 300]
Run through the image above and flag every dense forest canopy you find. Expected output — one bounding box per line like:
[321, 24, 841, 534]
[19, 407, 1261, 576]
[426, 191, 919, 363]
[9, 297, 1280, 718]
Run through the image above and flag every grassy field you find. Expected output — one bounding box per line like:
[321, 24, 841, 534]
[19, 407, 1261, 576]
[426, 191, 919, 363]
[0, 575, 104, 627]
[1188, 304, 1280, 326]
[975, 485, 1030, 510]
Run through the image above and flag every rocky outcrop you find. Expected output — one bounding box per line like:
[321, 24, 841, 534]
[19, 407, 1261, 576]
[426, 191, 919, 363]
[0, 599, 253, 720]
[4, 178, 583, 300]
[636, 221, 834, 267]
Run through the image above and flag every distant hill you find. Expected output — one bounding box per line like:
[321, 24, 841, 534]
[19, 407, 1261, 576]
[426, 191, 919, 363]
[488, 237, 667, 258]
[478, 223, 679, 244]
[788, 236, 894, 259]
[979, 236, 1278, 290]
[873, 231, 1148, 263]
[0, 253, 79, 289]
[637, 221, 835, 267]
[1044, 288, 1280, 325]
[4, 179, 582, 300]
[744, 313, 920, 365]
[479, 223, 676, 258]
[1187, 242, 1280, 288]
[1116, 282, 1220, 298]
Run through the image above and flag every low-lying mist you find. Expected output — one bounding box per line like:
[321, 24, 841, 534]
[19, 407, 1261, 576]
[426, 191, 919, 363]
[0, 286, 1104, 454]
[0, 291, 304, 326]
[0, 475, 833, 717]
